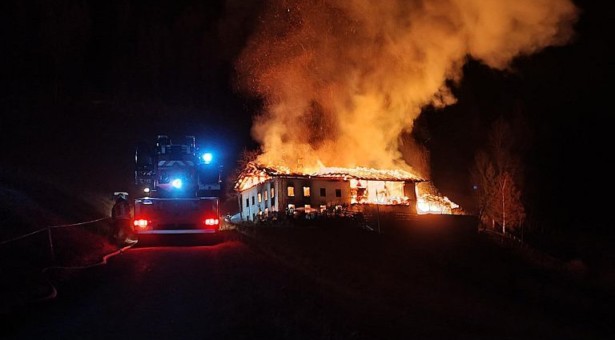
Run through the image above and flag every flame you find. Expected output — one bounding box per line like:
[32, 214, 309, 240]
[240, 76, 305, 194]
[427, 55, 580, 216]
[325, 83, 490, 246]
[233, 0, 577, 214]
[416, 195, 460, 214]
[348, 178, 410, 206]
[235, 0, 578, 174]
[415, 182, 461, 214]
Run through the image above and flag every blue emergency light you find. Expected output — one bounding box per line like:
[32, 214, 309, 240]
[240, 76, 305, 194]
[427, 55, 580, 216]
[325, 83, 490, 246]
[171, 178, 183, 189]
[202, 152, 213, 164]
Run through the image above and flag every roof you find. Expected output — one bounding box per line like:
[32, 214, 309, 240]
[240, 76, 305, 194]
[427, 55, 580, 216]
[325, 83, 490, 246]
[313, 167, 426, 182]
[235, 163, 426, 192]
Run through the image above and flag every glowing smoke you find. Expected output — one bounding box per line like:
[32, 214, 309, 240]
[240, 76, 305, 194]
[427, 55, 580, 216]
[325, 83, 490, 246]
[234, 0, 578, 174]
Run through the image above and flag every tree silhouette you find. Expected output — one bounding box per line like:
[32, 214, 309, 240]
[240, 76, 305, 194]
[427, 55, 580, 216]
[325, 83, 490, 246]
[472, 117, 526, 234]
[223, 148, 260, 213]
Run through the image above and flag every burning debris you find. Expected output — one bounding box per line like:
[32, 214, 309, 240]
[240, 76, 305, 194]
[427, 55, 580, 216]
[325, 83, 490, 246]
[417, 194, 460, 215]
[416, 184, 462, 215]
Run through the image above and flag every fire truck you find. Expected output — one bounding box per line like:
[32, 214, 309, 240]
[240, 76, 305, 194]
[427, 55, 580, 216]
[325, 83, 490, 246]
[132, 135, 222, 235]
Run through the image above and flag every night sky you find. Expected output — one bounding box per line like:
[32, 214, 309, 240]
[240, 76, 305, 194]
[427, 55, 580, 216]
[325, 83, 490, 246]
[1, 0, 612, 229]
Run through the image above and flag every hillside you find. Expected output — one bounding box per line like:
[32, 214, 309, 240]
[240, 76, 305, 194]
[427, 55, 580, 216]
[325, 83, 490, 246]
[2, 166, 614, 338]
[0, 166, 117, 314]
[236, 219, 615, 338]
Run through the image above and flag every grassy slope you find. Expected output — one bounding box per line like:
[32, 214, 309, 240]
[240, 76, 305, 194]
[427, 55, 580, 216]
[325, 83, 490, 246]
[0, 166, 118, 314]
[236, 217, 615, 339]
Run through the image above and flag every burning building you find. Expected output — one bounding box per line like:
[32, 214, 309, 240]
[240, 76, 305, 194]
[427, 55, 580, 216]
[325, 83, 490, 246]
[231, 0, 577, 222]
[235, 163, 430, 222]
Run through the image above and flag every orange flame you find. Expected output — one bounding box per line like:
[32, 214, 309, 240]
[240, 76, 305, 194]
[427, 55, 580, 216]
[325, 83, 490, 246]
[234, 0, 577, 214]
[236, 0, 578, 173]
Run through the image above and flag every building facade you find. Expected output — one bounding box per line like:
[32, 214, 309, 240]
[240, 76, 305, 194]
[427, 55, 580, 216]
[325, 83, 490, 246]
[236, 170, 421, 222]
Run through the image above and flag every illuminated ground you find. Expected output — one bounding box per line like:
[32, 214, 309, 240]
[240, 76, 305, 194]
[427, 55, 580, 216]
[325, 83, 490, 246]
[2, 221, 613, 339]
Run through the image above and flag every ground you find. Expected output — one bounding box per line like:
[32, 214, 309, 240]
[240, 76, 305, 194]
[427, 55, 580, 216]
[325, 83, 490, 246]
[1, 172, 614, 338]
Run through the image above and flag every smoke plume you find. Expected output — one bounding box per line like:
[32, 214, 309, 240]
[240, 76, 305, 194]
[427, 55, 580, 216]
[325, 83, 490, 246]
[234, 0, 578, 175]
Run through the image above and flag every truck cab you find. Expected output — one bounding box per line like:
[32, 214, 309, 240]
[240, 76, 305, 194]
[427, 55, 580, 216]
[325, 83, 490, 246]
[132, 135, 222, 235]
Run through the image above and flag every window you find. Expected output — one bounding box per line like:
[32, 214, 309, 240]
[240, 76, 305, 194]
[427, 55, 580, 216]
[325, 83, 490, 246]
[258, 193, 262, 203]
[303, 186, 310, 197]
[320, 188, 326, 197]
[252, 196, 255, 205]
[271, 187, 275, 198]
[264, 190, 268, 200]
[335, 189, 342, 197]
[246, 198, 249, 208]
[287, 186, 295, 197]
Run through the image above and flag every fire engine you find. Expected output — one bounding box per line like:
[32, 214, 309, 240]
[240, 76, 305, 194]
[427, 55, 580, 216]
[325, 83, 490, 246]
[132, 135, 222, 235]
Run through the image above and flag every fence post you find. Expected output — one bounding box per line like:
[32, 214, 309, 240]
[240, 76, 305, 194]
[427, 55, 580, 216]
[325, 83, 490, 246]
[47, 227, 56, 263]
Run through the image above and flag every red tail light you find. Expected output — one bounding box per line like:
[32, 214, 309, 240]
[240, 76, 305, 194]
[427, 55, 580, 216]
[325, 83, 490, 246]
[204, 218, 219, 226]
[134, 219, 149, 229]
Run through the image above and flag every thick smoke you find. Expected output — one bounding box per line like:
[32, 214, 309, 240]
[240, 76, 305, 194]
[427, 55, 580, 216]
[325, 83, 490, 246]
[234, 0, 578, 174]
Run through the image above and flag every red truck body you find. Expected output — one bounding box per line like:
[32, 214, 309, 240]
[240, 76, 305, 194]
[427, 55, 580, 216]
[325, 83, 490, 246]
[133, 197, 219, 234]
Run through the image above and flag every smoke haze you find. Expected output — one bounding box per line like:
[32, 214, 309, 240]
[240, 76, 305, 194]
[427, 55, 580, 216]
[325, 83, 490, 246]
[234, 0, 578, 175]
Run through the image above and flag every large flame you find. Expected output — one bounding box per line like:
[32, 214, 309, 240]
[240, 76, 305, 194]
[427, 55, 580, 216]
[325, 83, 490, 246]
[233, 0, 578, 214]
[235, 0, 578, 174]
[415, 182, 461, 214]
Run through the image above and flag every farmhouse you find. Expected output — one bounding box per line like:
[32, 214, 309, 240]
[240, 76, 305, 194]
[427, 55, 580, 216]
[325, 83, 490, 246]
[234, 163, 425, 222]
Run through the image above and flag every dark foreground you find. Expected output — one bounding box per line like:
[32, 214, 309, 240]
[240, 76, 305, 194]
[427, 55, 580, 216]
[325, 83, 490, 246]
[2, 217, 614, 339]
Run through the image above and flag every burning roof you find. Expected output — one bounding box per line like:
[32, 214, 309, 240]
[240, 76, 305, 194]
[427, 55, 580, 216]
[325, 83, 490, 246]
[313, 167, 425, 182]
[235, 162, 425, 192]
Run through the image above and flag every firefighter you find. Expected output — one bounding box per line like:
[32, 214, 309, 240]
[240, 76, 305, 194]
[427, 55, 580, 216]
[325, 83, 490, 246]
[111, 193, 134, 245]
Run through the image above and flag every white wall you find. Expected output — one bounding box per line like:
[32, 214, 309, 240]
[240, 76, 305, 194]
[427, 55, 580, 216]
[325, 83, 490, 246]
[240, 177, 418, 221]
[239, 180, 280, 221]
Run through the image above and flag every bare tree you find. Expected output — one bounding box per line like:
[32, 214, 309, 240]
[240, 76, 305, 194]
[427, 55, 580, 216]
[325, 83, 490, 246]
[223, 148, 260, 212]
[472, 117, 526, 234]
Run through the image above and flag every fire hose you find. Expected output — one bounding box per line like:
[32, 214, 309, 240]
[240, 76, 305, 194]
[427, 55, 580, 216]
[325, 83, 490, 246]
[1, 216, 139, 304]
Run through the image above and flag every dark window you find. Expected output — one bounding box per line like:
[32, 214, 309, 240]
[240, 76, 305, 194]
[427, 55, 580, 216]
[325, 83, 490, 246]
[252, 196, 255, 205]
[320, 188, 326, 197]
[335, 189, 342, 197]
[246, 198, 249, 208]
